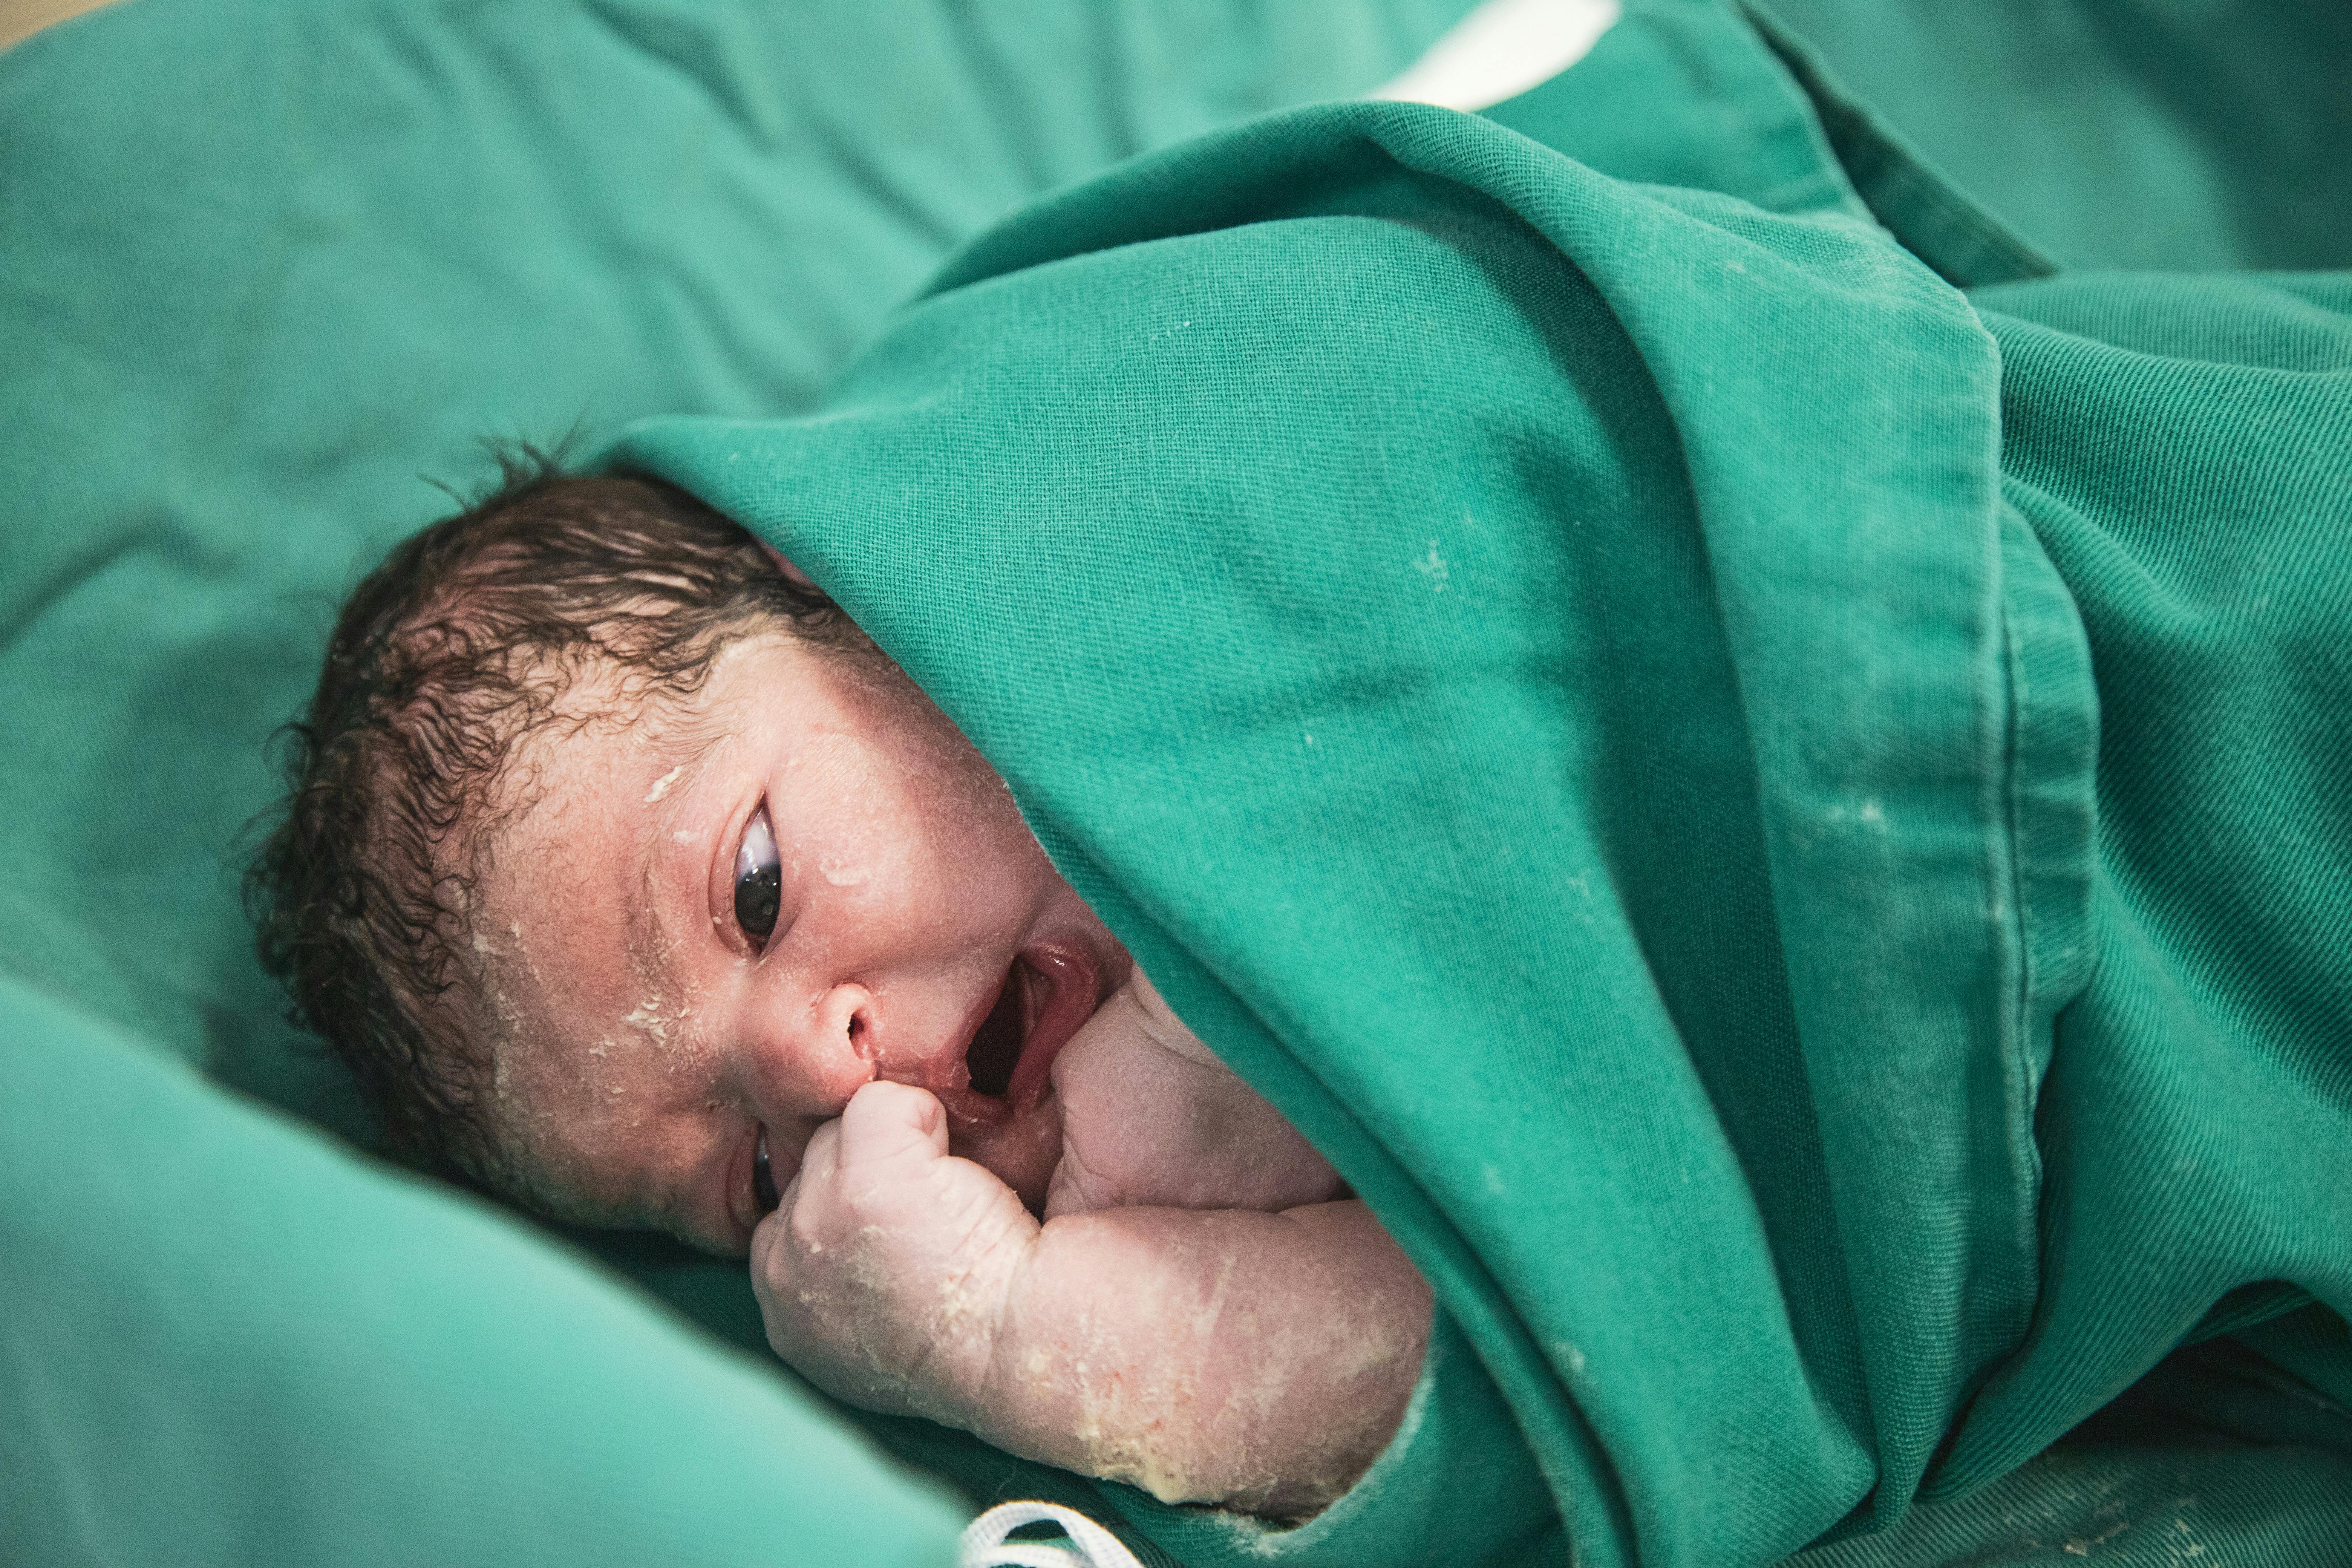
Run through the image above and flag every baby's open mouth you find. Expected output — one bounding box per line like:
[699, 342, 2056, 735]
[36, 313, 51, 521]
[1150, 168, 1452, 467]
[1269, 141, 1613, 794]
[963, 963, 1030, 1100]
[949, 943, 1098, 1118]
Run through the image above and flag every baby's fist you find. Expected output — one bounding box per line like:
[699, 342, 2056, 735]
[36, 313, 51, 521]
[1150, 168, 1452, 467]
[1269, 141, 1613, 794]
[751, 1081, 1038, 1424]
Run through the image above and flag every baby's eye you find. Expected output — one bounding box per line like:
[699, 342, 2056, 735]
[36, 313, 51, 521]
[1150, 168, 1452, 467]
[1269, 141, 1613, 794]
[751, 1126, 779, 1215]
[733, 803, 782, 947]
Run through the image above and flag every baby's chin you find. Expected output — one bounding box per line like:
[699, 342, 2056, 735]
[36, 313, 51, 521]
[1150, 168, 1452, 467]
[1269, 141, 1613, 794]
[948, 1094, 1065, 1213]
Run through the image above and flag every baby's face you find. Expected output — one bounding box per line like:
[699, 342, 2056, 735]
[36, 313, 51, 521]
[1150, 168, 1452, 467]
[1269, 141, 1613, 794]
[459, 631, 1128, 1255]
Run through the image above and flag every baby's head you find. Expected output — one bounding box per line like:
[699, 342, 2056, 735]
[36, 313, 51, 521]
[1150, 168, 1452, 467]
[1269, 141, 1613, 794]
[251, 456, 1122, 1254]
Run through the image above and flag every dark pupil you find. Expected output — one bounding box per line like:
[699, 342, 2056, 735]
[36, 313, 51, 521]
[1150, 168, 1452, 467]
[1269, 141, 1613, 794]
[735, 861, 781, 942]
[752, 1142, 779, 1214]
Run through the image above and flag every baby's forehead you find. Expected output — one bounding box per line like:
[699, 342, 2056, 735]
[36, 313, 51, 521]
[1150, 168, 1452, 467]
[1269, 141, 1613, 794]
[469, 663, 735, 861]
[469, 777, 683, 1022]
[458, 628, 811, 946]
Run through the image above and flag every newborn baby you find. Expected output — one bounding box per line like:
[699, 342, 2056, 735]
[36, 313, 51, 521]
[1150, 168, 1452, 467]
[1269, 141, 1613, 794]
[251, 461, 1430, 1518]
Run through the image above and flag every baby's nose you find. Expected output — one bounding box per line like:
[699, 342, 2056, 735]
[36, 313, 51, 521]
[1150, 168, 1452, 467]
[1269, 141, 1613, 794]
[812, 982, 875, 1064]
[761, 982, 877, 1110]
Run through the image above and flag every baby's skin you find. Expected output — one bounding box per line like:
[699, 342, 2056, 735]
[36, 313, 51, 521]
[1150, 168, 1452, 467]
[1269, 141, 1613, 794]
[449, 599, 1431, 1517]
[756, 974, 1432, 1517]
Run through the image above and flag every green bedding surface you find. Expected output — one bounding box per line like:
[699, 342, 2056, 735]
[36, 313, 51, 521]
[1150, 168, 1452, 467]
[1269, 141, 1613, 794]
[5, 0, 2349, 1565]
[0, 2, 1475, 1563]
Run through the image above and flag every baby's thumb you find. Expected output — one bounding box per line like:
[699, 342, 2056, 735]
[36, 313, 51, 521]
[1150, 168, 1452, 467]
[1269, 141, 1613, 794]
[836, 1080, 951, 1168]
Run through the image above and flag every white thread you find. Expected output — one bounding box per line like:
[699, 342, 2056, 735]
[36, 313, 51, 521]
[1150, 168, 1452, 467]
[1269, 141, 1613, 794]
[957, 1501, 1148, 1568]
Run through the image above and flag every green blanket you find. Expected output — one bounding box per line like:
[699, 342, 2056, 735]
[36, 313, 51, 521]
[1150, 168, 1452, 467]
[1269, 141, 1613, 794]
[0, 2, 1475, 1564]
[6, 0, 2350, 1564]
[608, 19, 2352, 1568]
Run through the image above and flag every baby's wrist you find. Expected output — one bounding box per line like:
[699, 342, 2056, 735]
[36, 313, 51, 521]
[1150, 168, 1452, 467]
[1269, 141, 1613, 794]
[910, 1255, 1027, 1425]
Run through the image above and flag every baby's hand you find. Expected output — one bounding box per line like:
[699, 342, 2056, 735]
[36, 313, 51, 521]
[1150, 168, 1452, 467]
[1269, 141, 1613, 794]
[750, 1081, 1038, 1424]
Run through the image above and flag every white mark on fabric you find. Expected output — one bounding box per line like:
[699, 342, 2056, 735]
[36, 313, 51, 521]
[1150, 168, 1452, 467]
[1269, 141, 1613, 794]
[1367, 0, 1621, 112]
[1413, 541, 1450, 591]
[1825, 798, 1889, 833]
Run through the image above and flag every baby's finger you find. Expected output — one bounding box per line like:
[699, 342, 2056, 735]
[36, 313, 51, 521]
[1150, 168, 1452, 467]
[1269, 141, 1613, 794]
[749, 1204, 786, 1284]
[752, 1139, 822, 1294]
[794, 1117, 844, 1196]
[836, 1079, 950, 1169]
[748, 1195, 799, 1315]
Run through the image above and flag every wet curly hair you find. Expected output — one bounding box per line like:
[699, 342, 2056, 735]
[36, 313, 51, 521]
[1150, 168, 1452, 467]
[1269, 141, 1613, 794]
[247, 450, 853, 1181]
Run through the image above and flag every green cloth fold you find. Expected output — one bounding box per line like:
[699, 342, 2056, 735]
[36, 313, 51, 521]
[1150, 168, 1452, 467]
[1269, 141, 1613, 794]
[609, 73, 2351, 1568]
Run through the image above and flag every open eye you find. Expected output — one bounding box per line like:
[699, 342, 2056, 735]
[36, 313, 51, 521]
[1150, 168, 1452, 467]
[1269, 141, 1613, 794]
[733, 803, 782, 947]
[751, 1125, 780, 1214]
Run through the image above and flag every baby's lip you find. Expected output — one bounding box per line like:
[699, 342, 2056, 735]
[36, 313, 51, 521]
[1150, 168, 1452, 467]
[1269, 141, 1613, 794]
[1004, 942, 1098, 1109]
[930, 940, 1101, 1130]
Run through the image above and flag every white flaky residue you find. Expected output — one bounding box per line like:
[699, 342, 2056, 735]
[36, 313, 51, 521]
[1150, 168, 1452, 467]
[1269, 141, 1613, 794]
[642, 764, 685, 804]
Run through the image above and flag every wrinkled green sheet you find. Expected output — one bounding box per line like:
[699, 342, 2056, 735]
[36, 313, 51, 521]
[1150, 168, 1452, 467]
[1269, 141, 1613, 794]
[6, 0, 2350, 1564]
[609, 7, 2352, 1565]
[0, 2, 1475, 1563]
[1762, 0, 2352, 273]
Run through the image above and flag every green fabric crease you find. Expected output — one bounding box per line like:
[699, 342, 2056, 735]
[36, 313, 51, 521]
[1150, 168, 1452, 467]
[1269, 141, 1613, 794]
[609, 44, 2352, 1568]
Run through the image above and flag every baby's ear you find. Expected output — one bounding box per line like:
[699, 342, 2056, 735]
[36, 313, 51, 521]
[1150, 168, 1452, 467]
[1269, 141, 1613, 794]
[756, 539, 818, 590]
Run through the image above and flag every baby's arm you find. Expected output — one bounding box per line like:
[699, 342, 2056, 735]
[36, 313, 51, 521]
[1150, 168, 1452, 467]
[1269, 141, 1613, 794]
[978, 1197, 1428, 1516]
[1046, 974, 1348, 1216]
[754, 1082, 1430, 1519]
